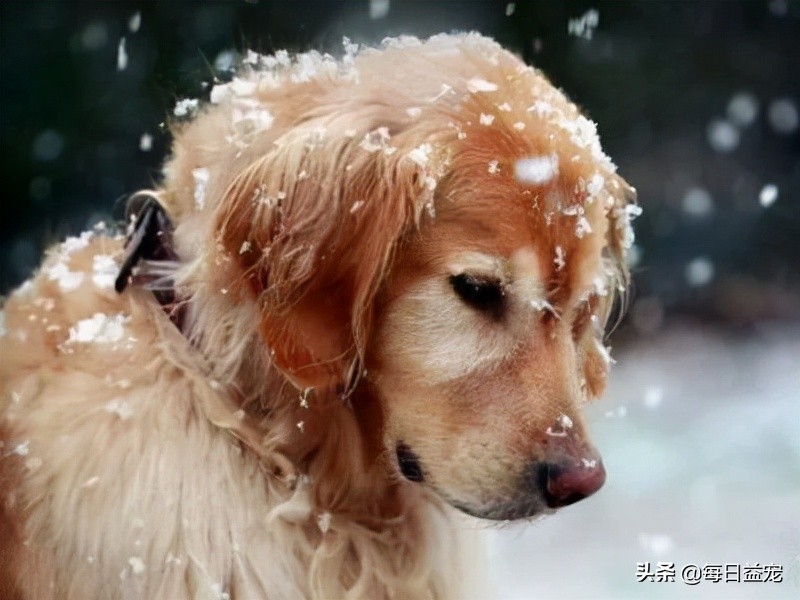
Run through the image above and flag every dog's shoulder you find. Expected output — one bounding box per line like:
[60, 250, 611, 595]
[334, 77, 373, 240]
[1, 231, 129, 383]
[0, 231, 310, 597]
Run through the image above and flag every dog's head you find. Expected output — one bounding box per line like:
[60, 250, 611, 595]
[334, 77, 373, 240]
[170, 34, 637, 521]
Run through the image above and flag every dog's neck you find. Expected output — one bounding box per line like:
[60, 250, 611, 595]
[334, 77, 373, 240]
[116, 197, 413, 530]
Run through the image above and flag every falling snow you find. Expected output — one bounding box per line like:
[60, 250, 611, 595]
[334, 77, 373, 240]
[706, 119, 739, 153]
[638, 533, 674, 555]
[769, 0, 789, 15]
[568, 9, 600, 40]
[81, 21, 107, 50]
[128, 11, 141, 33]
[369, 0, 390, 20]
[685, 257, 715, 287]
[726, 92, 759, 127]
[139, 133, 152, 151]
[759, 184, 778, 207]
[116, 37, 128, 71]
[643, 385, 664, 409]
[682, 187, 714, 218]
[767, 98, 799, 134]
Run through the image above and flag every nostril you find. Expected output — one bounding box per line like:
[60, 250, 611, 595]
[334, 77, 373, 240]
[537, 459, 606, 508]
[396, 442, 424, 482]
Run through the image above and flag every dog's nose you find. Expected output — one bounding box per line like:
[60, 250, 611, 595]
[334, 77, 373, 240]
[527, 415, 607, 508]
[537, 457, 606, 508]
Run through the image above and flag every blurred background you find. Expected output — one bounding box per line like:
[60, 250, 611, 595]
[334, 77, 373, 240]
[1, 1, 797, 599]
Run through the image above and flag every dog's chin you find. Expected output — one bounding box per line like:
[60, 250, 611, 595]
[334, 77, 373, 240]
[391, 442, 553, 521]
[449, 496, 555, 522]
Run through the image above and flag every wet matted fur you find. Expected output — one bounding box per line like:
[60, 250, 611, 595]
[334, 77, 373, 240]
[0, 33, 637, 599]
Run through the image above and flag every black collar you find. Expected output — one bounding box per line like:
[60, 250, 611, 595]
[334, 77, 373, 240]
[115, 198, 185, 329]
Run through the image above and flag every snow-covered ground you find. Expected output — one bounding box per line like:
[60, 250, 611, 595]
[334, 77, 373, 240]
[487, 320, 800, 599]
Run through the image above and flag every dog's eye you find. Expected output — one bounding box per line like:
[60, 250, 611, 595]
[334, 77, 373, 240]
[449, 273, 505, 318]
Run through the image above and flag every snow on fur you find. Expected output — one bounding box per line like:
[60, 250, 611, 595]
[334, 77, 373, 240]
[65, 313, 130, 345]
[515, 154, 559, 185]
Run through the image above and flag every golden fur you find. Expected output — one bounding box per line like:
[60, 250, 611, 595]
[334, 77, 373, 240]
[0, 33, 636, 599]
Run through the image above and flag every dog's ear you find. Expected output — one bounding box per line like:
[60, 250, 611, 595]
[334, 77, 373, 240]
[577, 173, 638, 399]
[215, 125, 439, 390]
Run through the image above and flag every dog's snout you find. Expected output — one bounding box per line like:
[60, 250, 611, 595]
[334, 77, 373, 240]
[537, 458, 606, 508]
[525, 424, 606, 508]
[523, 417, 607, 508]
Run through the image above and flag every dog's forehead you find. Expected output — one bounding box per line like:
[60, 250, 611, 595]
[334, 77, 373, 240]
[411, 120, 622, 301]
[422, 180, 598, 259]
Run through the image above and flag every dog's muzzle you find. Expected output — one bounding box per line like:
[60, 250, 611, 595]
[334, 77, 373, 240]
[454, 449, 606, 521]
[396, 424, 606, 521]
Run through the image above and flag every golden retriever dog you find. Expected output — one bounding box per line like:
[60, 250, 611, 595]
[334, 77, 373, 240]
[0, 33, 638, 599]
